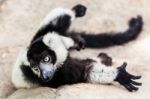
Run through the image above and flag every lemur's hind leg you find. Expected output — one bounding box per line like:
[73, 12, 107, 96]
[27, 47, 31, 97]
[32, 4, 87, 50]
[98, 52, 112, 66]
[32, 4, 87, 42]
[88, 59, 142, 92]
[40, 4, 87, 34]
[87, 53, 142, 92]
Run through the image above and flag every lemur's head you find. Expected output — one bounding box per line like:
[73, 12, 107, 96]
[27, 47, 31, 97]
[27, 33, 68, 82]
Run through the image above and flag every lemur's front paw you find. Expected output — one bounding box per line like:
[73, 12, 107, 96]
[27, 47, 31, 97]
[98, 52, 112, 66]
[72, 4, 87, 17]
[74, 36, 86, 51]
[115, 62, 142, 92]
[71, 34, 86, 51]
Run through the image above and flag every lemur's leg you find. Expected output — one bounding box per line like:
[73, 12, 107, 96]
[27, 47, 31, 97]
[87, 56, 142, 92]
[97, 52, 112, 66]
[67, 15, 143, 48]
[12, 48, 38, 89]
[32, 4, 87, 42]
[61, 56, 141, 92]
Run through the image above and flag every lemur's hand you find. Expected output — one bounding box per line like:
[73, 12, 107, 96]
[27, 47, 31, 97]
[72, 4, 87, 17]
[115, 62, 142, 92]
[73, 34, 86, 51]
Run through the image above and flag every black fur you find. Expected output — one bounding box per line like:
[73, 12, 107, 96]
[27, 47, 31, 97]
[27, 37, 57, 65]
[21, 65, 40, 83]
[21, 56, 94, 88]
[41, 57, 93, 88]
[72, 4, 87, 17]
[32, 14, 72, 42]
[98, 52, 112, 66]
[68, 16, 143, 48]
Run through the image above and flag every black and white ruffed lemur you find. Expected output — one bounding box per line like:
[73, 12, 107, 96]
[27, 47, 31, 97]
[12, 4, 143, 92]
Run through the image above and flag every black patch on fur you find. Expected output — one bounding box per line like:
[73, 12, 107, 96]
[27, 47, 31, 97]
[20, 64, 41, 83]
[40, 57, 94, 88]
[68, 16, 143, 48]
[31, 14, 72, 42]
[72, 4, 87, 17]
[98, 52, 112, 66]
[27, 37, 57, 65]
[60, 57, 93, 83]
[21, 56, 94, 88]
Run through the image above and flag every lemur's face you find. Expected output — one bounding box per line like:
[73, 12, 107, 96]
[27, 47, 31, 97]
[27, 40, 57, 82]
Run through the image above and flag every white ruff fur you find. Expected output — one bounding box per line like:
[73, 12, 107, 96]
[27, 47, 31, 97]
[40, 7, 75, 28]
[43, 32, 73, 66]
[89, 57, 118, 84]
[61, 36, 74, 49]
[12, 48, 38, 89]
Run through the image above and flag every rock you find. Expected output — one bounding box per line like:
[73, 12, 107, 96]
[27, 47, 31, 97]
[7, 87, 56, 99]
[56, 83, 145, 99]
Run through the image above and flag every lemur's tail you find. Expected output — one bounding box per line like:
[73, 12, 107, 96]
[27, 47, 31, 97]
[70, 16, 143, 48]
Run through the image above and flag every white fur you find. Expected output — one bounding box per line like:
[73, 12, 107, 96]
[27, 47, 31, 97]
[31, 67, 40, 77]
[40, 7, 75, 28]
[61, 36, 75, 49]
[12, 48, 38, 89]
[42, 32, 69, 67]
[88, 57, 118, 84]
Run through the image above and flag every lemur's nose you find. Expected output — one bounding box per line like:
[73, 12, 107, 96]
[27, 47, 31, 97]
[41, 71, 54, 82]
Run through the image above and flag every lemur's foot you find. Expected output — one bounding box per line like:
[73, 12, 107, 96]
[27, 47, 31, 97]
[98, 52, 112, 66]
[72, 4, 87, 17]
[115, 62, 142, 92]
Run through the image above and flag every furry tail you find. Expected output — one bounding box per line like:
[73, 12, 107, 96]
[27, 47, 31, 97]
[70, 16, 143, 48]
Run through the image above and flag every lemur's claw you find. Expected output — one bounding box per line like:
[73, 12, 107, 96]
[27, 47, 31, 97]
[72, 4, 87, 17]
[115, 62, 142, 92]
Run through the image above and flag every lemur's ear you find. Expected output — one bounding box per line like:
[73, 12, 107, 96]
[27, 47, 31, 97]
[72, 4, 87, 17]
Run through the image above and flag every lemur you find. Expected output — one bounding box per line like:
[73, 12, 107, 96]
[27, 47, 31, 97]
[12, 4, 142, 92]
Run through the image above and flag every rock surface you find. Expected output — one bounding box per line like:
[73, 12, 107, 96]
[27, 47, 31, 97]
[0, 0, 150, 99]
[7, 87, 56, 99]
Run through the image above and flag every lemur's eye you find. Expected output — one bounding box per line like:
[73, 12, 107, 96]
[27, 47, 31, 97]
[43, 56, 51, 63]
